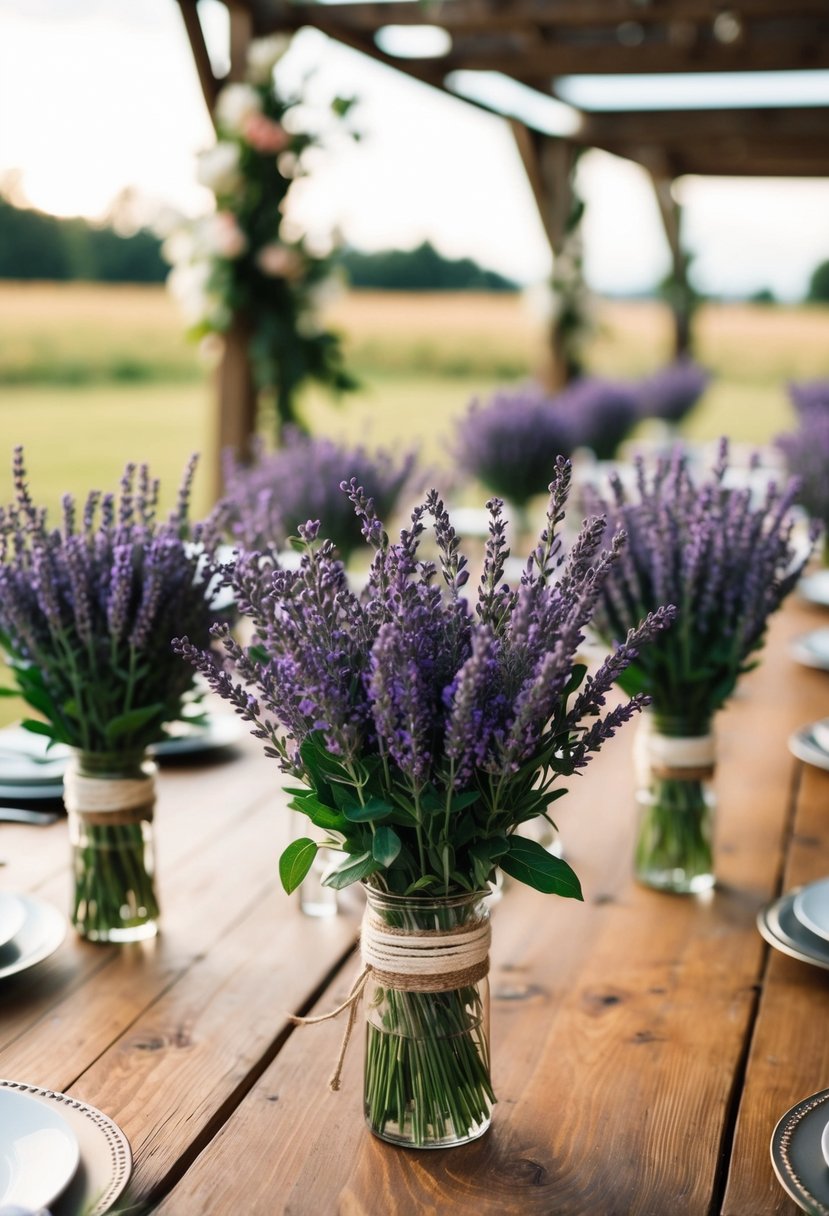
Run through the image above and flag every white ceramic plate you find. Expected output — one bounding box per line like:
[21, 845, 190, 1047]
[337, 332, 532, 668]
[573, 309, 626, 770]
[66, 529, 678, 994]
[758, 891, 829, 971]
[0, 779, 65, 801]
[814, 720, 829, 754]
[0, 892, 25, 951]
[0, 727, 69, 785]
[0, 1081, 132, 1216]
[790, 628, 829, 671]
[152, 712, 243, 758]
[799, 569, 829, 608]
[771, 1087, 829, 1215]
[823, 1119, 829, 1169]
[793, 879, 829, 944]
[0, 1087, 80, 1210]
[0, 893, 66, 981]
[788, 724, 829, 773]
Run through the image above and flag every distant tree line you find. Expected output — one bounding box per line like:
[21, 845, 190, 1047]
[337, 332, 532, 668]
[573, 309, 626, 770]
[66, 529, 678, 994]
[0, 197, 167, 282]
[337, 241, 518, 292]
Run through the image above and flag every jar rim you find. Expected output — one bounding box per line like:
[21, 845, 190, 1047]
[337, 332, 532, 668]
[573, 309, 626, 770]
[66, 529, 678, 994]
[362, 884, 489, 908]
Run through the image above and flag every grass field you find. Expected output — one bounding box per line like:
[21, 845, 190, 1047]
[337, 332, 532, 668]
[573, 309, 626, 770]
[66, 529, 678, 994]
[0, 282, 826, 521]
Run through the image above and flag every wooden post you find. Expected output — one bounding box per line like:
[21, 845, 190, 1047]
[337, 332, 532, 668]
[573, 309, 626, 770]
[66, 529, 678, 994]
[650, 172, 693, 359]
[510, 123, 580, 388]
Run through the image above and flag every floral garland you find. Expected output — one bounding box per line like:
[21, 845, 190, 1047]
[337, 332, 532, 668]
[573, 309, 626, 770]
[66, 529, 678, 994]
[165, 34, 357, 434]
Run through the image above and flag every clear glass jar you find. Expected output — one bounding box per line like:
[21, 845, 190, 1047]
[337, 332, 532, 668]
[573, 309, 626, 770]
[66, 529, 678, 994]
[66, 751, 160, 942]
[362, 887, 494, 1149]
[633, 713, 716, 894]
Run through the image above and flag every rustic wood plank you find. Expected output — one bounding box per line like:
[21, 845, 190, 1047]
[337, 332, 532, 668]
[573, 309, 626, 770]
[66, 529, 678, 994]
[155, 604, 820, 1214]
[722, 763, 829, 1214]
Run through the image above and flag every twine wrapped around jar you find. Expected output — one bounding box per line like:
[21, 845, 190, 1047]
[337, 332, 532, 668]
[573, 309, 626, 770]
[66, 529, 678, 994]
[63, 760, 156, 827]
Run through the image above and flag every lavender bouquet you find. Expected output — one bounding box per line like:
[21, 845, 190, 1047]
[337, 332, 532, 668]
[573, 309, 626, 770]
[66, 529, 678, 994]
[0, 449, 223, 940]
[217, 431, 416, 563]
[789, 378, 829, 415]
[453, 385, 574, 527]
[777, 407, 829, 564]
[636, 358, 710, 426]
[586, 440, 814, 892]
[176, 460, 672, 1147]
[555, 376, 640, 461]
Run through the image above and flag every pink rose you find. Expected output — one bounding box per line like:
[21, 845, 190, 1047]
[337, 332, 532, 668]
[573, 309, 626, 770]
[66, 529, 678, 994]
[242, 113, 291, 155]
[210, 212, 247, 260]
[256, 243, 303, 279]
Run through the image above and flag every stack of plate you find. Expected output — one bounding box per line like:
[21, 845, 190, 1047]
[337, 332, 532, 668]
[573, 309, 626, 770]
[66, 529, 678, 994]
[790, 628, 829, 671]
[799, 568, 829, 609]
[0, 1080, 131, 1215]
[0, 890, 66, 982]
[0, 714, 244, 797]
[771, 1085, 829, 1215]
[789, 718, 829, 772]
[0, 727, 68, 802]
[758, 877, 829, 971]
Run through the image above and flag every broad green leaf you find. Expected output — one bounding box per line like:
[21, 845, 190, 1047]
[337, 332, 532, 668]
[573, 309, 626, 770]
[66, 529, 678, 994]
[322, 850, 380, 890]
[0, 686, 18, 698]
[500, 836, 583, 900]
[343, 797, 394, 823]
[104, 703, 164, 743]
[20, 718, 60, 741]
[563, 663, 588, 697]
[451, 790, 481, 813]
[288, 794, 346, 832]
[372, 825, 401, 867]
[278, 837, 318, 894]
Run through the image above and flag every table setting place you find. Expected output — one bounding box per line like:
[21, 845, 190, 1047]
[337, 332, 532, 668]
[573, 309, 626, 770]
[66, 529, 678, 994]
[758, 872, 829, 1213]
[0, 1080, 131, 1216]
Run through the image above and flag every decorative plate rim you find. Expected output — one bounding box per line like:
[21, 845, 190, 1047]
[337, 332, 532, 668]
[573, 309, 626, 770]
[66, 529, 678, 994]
[0, 1079, 132, 1216]
[771, 1086, 829, 1216]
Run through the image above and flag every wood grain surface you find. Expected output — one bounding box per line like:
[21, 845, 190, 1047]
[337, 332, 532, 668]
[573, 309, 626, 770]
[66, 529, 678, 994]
[2, 600, 827, 1216]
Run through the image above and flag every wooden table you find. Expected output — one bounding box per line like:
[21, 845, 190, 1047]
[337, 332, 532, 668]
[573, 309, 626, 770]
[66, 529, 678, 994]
[2, 598, 828, 1215]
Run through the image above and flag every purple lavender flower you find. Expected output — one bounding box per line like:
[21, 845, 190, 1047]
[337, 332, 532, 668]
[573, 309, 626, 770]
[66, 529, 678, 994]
[776, 406, 829, 552]
[453, 384, 575, 508]
[553, 376, 640, 461]
[217, 430, 416, 562]
[0, 450, 224, 754]
[587, 439, 815, 724]
[636, 358, 711, 425]
[789, 379, 829, 416]
[177, 466, 674, 899]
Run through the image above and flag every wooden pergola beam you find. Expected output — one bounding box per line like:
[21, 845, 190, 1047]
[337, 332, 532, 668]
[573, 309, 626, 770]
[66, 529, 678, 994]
[177, 0, 220, 119]
[253, 1, 829, 32]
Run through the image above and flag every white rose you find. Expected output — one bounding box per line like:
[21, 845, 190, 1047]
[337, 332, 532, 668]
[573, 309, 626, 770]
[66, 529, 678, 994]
[168, 261, 214, 326]
[215, 82, 262, 134]
[196, 142, 242, 196]
[246, 34, 291, 84]
[160, 228, 195, 267]
[205, 212, 248, 260]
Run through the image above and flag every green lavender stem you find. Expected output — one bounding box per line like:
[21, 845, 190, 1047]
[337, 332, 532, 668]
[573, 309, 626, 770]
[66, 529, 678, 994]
[634, 775, 713, 893]
[364, 984, 494, 1147]
[72, 819, 159, 940]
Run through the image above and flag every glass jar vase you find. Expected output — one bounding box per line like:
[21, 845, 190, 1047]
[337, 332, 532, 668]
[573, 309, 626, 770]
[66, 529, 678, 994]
[64, 750, 160, 942]
[362, 887, 494, 1149]
[633, 713, 716, 894]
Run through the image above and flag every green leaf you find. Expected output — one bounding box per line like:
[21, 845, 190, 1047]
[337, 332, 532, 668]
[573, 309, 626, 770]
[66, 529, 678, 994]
[372, 825, 401, 867]
[278, 837, 318, 894]
[563, 663, 588, 697]
[404, 874, 442, 894]
[0, 686, 19, 698]
[20, 718, 60, 741]
[288, 794, 346, 832]
[451, 790, 481, 813]
[343, 797, 394, 823]
[322, 850, 380, 890]
[104, 703, 164, 744]
[500, 836, 583, 900]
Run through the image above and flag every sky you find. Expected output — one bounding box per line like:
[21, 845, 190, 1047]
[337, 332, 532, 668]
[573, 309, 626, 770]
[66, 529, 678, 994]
[1, 0, 828, 299]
